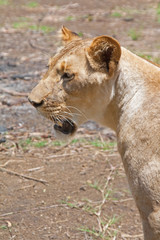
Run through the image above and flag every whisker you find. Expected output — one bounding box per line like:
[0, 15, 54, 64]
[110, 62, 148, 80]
[55, 115, 62, 123]
[51, 113, 65, 122]
[63, 111, 81, 117]
[62, 111, 74, 116]
[58, 114, 74, 126]
[66, 106, 83, 115]
[64, 106, 72, 114]
[50, 114, 59, 123]
[52, 112, 75, 127]
[50, 109, 82, 127]
[67, 105, 88, 121]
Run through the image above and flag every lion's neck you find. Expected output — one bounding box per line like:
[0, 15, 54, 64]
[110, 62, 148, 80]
[115, 48, 146, 129]
[102, 47, 159, 133]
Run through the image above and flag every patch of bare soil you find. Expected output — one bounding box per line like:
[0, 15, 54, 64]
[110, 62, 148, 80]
[0, 0, 159, 239]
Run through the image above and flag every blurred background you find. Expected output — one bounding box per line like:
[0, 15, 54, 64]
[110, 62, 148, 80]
[0, 1, 159, 239]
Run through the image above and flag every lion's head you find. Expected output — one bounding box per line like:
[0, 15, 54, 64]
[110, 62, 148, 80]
[28, 27, 121, 138]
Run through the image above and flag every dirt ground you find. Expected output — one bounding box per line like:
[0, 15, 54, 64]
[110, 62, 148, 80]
[0, 0, 160, 239]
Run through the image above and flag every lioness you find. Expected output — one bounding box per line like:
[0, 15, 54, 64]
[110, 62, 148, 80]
[28, 27, 160, 240]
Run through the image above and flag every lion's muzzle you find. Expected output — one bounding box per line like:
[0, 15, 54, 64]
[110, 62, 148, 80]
[28, 97, 44, 108]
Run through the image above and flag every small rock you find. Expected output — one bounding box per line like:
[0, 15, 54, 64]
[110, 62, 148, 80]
[0, 126, 7, 133]
[123, 17, 134, 22]
[0, 137, 6, 143]
[79, 186, 86, 191]
[7, 61, 17, 67]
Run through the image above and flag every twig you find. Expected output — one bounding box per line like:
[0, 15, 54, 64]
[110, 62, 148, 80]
[11, 73, 39, 80]
[17, 185, 34, 190]
[96, 169, 114, 233]
[0, 87, 28, 97]
[5, 220, 13, 239]
[46, 153, 74, 160]
[89, 166, 116, 237]
[27, 166, 44, 172]
[45, 142, 71, 157]
[121, 233, 143, 239]
[113, 197, 133, 203]
[0, 160, 24, 168]
[0, 167, 48, 184]
[28, 39, 50, 55]
[0, 204, 68, 218]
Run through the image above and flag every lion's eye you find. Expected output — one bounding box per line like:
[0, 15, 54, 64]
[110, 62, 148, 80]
[61, 73, 74, 81]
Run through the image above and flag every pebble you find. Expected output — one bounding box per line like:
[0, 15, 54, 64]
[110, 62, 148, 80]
[0, 125, 7, 133]
[0, 137, 6, 143]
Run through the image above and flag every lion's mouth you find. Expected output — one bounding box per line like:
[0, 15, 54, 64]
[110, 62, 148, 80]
[53, 118, 76, 135]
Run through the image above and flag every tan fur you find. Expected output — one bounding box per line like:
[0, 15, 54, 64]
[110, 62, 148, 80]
[28, 27, 160, 239]
[60, 26, 80, 45]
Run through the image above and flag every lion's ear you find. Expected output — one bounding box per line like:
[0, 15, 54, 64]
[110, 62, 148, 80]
[86, 36, 121, 76]
[61, 26, 80, 45]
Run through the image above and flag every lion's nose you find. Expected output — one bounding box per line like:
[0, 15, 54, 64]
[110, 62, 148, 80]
[28, 97, 44, 108]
